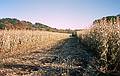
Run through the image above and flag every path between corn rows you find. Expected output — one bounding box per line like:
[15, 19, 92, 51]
[0, 37, 100, 76]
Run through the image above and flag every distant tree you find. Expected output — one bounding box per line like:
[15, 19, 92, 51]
[0, 22, 5, 29]
[106, 16, 116, 21]
[1, 18, 19, 25]
[117, 14, 120, 16]
[8, 18, 18, 25]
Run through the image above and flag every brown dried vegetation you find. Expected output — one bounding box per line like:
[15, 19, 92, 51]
[77, 16, 120, 73]
[0, 30, 69, 58]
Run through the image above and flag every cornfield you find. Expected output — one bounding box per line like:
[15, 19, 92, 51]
[77, 24, 120, 72]
[0, 30, 69, 58]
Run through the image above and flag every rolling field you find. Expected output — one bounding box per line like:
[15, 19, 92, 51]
[0, 30, 69, 58]
[0, 36, 99, 76]
[0, 30, 100, 76]
[0, 24, 119, 76]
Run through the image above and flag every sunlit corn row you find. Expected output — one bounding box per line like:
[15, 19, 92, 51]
[77, 24, 120, 72]
[0, 30, 69, 58]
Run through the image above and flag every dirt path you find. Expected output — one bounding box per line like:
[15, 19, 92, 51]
[0, 37, 99, 76]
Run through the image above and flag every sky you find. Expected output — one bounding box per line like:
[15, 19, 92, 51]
[0, 0, 120, 29]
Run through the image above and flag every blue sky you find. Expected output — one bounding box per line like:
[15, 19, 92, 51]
[0, 0, 120, 29]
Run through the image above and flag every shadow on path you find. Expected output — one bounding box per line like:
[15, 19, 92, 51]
[0, 37, 100, 76]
